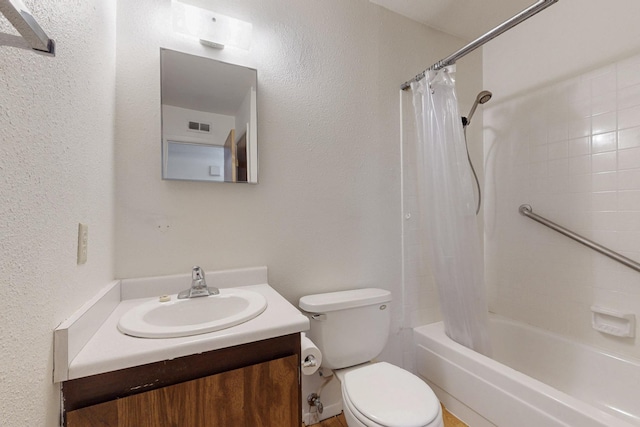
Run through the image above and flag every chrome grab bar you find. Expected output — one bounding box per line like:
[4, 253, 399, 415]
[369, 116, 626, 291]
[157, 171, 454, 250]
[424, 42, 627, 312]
[519, 204, 640, 273]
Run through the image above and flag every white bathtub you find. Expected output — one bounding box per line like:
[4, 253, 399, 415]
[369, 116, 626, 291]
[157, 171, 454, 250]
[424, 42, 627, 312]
[414, 316, 640, 427]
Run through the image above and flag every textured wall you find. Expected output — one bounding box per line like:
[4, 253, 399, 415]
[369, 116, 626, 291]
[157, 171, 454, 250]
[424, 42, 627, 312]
[484, 0, 640, 359]
[0, 1, 116, 426]
[114, 0, 476, 365]
[0, 0, 481, 424]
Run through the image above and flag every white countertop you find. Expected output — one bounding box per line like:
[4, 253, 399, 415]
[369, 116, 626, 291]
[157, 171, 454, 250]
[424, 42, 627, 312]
[56, 268, 309, 381]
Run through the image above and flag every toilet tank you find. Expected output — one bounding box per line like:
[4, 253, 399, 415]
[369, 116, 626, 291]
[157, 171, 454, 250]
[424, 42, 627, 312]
[299, 288, 392, 370]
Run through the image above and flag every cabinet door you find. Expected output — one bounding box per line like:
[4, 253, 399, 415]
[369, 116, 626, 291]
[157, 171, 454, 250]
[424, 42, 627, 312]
[66, 354, 299, 427]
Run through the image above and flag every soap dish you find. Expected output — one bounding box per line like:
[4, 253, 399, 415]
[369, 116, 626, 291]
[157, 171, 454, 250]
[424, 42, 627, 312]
[591, 306, 636, 338]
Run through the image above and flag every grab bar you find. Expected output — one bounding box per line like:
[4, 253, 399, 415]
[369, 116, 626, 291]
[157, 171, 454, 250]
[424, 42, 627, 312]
[519, 204, 640, 273]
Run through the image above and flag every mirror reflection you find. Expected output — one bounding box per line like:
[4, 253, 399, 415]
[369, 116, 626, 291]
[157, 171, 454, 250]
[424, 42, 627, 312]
[161, 48, 257, 183]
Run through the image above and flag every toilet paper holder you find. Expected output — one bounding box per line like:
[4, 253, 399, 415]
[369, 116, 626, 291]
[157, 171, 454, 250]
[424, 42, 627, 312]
[303, 354, 318, 368]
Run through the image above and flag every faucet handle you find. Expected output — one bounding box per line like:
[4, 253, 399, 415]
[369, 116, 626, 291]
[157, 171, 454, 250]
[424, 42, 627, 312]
[192, 266, 205, 281]
[178, 266, 218, 299]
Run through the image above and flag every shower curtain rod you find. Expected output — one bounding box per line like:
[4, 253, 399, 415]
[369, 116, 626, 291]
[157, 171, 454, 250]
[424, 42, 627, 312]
[400, 0, 558, 90]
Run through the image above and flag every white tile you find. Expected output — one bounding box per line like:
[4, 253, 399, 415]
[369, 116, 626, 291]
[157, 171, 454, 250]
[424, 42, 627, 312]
[618, 105, 640, 130]
[531, 177, 548, 194]
[482, 55, 640, 355]
[617, 169, 640, 191]
[618, 127, 640, 150]
[592, 111, 617, 135]
[548, 158, 568, 177]
[618, 211, 640, 232]
[513, 143, 531, 166]
[592, 288, 626, 307]
[530, 161, 548, 178]
[548, 121, 568, 143]
[619, 190, 640, 211]
[568, 117, 591, 139]
[618, 84, 640, 110]
[569, 99, 591, 119]
[548, 141, 568, 159]
[592, 257, 622, 283]
[592, 171, 617, 192]
[568, 137, 590, 157]
[617, 231, 640, 253]
[618, 60, 640, 89]
[569, 155, 591, 175]
[545, 83, 567, 106]
[591, 211, 618, 231]
[567, 192, 591, 212]
[569, 174, 592, 193]
[591, 132, 617, 154]
[618, 147, 640, 170]
[531, 145, 548, 163]
[591, 191, 618, 211]
[567, 78, 591, 102]
[592, 151, 617, 173]
[592, 92, 617, 116]
[616, 269, 640, 297]
[530, 126, 548, 145]
[549, 174, 569, 194]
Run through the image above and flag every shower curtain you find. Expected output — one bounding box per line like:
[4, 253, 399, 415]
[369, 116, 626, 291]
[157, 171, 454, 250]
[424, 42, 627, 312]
[410, 66, 491, 355]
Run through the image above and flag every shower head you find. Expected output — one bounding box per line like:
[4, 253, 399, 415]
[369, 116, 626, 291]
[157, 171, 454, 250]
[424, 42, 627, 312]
[476, 90, 493, 104]
[463, 90, 493, 128]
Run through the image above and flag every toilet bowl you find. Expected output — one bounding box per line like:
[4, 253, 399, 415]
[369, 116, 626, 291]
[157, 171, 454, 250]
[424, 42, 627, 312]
[337, 362, 443, 427]
[299, 288, 444, 427]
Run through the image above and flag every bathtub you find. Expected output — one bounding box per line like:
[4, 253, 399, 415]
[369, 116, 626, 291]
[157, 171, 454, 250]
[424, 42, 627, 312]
[414, 316, 640, 427]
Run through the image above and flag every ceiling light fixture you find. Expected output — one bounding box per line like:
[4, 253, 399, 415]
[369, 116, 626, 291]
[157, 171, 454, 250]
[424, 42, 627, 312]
[172, 0, 252, 50]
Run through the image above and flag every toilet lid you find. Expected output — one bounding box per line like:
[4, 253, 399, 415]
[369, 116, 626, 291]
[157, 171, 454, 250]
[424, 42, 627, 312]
[342, 362, 440, 427]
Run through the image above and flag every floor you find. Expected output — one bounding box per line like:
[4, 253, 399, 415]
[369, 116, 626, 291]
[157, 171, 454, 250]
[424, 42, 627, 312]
[305, 404, 468, 427]
[442, 405, 468, 427]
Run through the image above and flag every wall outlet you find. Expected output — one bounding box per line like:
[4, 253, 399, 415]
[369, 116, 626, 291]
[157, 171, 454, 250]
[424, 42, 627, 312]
[77, 223, 88, 265]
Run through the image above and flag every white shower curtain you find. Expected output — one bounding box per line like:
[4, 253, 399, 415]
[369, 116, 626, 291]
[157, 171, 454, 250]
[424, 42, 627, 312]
[411, 66, 491, 355]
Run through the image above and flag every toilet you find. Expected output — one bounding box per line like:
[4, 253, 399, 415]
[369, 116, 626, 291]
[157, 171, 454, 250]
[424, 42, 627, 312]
[299, 288, 444, 427]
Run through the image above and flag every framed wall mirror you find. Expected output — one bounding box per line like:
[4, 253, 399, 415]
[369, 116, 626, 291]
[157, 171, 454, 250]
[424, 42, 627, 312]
[161, 48, 258, 183]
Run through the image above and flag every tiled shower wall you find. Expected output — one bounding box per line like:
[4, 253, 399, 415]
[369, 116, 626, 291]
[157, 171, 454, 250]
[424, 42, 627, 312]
[485, 53, 640, 359]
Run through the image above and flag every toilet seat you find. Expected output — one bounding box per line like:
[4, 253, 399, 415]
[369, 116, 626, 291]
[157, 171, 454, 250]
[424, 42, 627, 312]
[341, 362, 441, 427]
[342, 388, 387, 427]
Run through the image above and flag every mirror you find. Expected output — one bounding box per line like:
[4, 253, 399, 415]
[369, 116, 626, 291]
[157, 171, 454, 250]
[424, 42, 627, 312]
[161, 48, 257, 183]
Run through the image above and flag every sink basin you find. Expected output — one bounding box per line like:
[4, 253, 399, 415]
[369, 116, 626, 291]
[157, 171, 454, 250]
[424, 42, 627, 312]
[118, 288, 267, 338]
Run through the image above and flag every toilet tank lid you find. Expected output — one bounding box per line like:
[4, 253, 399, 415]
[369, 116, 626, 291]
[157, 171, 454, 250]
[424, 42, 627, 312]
[299, 288, 391, 313]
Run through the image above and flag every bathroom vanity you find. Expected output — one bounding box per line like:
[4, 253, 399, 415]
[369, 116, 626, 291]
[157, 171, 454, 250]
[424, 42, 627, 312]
[64, 335, 300, 426]
[55, 267, 309, 427]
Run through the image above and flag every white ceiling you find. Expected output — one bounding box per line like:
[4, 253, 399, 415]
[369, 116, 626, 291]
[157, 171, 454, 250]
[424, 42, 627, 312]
[161, 49, 256, 115]
[370, 0, 536, 41]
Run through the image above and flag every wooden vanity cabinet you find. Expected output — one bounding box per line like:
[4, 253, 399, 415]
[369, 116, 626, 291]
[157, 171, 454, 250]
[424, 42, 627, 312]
[63, 334, 301, 427]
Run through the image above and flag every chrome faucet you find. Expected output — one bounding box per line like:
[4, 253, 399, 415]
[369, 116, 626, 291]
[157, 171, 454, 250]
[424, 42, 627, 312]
[177, 266, 220, 299]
